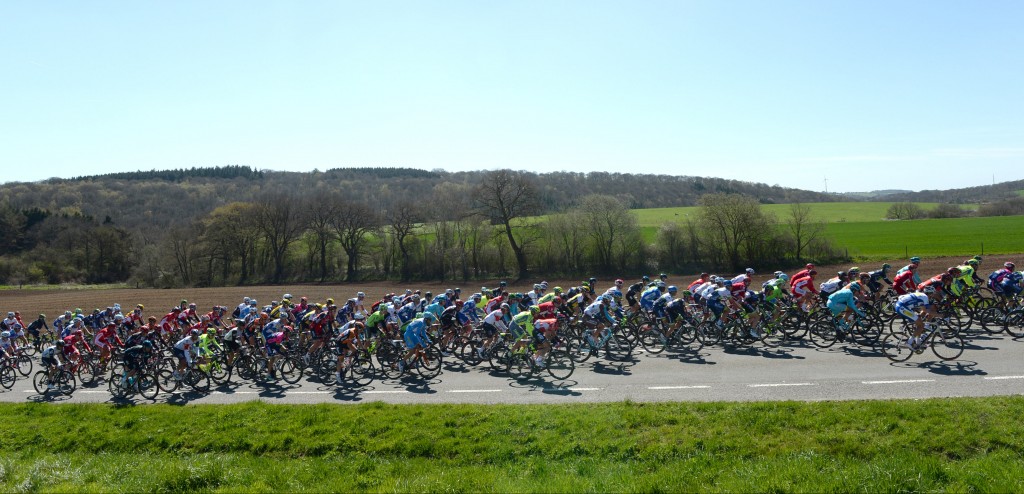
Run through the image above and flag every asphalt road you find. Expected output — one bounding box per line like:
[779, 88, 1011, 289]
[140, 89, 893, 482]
[3, 332, 1022, 405]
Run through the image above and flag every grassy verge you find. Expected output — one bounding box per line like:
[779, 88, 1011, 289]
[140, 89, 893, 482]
[2, 398, 1024, 492]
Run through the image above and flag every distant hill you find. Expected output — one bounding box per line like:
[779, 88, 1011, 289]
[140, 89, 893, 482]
[883, 179, 1024, 204]
[841, 189, 913, 199]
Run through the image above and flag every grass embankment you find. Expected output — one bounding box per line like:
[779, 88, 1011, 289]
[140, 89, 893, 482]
[2, 398, 1024, 492]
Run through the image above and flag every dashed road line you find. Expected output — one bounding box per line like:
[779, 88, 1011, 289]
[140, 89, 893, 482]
[862, 379, 935, 385]
[570, 387, 602, 391]
[984, 375, 1024, 380]
[648, 385, 711, 390]
[748, 382, 815, 388]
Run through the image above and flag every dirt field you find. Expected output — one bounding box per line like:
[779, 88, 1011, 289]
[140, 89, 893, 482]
[1, 255, 1016, 319]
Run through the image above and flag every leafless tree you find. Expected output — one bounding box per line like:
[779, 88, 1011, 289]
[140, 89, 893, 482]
[330, 197, 380, 282]
[473, 170, 538, 280]
[386, 200, 420, 282]
[306, 192, 339, 282]
[254, 193, 308, 283]
[785, 202, 825, 262]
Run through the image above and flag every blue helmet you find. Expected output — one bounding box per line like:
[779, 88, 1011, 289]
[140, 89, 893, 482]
[668, 285, 678, 294]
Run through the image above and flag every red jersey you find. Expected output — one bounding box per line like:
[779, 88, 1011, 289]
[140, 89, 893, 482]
[893, 270, 917, 295]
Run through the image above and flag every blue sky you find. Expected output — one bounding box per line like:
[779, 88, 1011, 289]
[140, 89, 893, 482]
[2, 1, 1022, 193]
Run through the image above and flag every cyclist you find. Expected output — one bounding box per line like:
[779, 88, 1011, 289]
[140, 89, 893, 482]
[687, 273, 709, 292]
[893, 264, 918, 295]
[896, 257, 923, 286]
[400, 312, 434, 371]
[262, 316, 290, 379]
[949, 258, 980, 298]
[894, 285, 941, 350]
[639, 282, 666, 313]
[198, 327, 223, 369]
[827, 281, 867, 341]
[93, 315, 125, 366]
[173, 329, 201, 380]
[221, 323, 241, 368]
[478, 303, 511, 358]
[865, 264, 894, 301]
[333, 321, 363, 384]
[791, 263, 815, 286]
[819, 271, 849, 304]
[509, 306, 538, 354]
[792, 270, 819, 312]
[40, 340, 64, 391]
[626, 277, 650, 309]
[918, 273, 953, 301]
[26, 314, 51, 347]
[990, 262, 1023, 305]
[582, 296, 616, 348]
[120, 340, 153, 387]
[530, 316, 559, 367]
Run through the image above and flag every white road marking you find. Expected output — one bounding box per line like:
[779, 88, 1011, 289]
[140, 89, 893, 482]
[648, 385, 711, 390]
[447, 389, 502, 393]
[569, 387, 602, 391]
[983, 375, 1024, 380]
[748, 383, 815, 388]
[862, 379, 935, 384]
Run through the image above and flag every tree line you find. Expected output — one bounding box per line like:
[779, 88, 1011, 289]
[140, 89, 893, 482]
[0, 170, 844, 286]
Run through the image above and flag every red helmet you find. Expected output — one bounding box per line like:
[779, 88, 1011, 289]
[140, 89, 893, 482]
[614, 279, 624, 286]
[805, 263, 814, 269]
[1005, 262, 1016, 270]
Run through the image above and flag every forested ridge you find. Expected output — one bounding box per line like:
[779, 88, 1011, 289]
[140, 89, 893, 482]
[0, 166, 1013, 286]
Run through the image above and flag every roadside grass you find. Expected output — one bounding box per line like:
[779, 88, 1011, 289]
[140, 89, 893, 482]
[2, 398, 1024, 492]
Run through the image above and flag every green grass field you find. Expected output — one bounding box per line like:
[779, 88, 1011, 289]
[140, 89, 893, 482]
[631, 202, 973, 227]
[3, 398, 1024, 492]
[827, 215, 1024, 259]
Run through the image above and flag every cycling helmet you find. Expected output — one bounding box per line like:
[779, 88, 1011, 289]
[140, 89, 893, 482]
[533, 284, 541, 290]
[553, 297, 563, 304]
[554, 287, 562, 294]
[113, 303, 121, 311]
[454, 299, 464, 308]
[57, 339, 67, 347]
[668, 285, 678, 294]
[778, 273, 789, 282]
[64, 310, 72, 317]
[114, 314, 124, 321]
[656, 281, 666, 289]
[1005, 262, 1016, 270]
[206, 327, 216, 334]
[589, 277, 597, 284]
[642, 275, 650, 282]
[659, 273, 668, 280]
[909, 257, 921, 263]
[259, 313, 269, 320]
[143, 340, 153, 349]
[723, 280, 734, 287]
[423, 312, 436, 322]
[283, 293, 293, 300]
[529, 306, 539, 315]
[837, 271, 847, 278]
[600, 295, 610, 304]
[773, 271, 783, 277]
[181, 299, 188, 305]
[940, 273, 952, 282]
[354, 312, 366, 320]
[540, 282, 549, 289]
[805, 263, 815, 269]
[510, 293, 521, 299]
[921, 285, 936, 294]
[610, 289, 622, 298]
[614, 278, 624, 286]
[356, 291, 365, 298]
[745, 268, 755, 275]
[848, 282, 861, 291]
[499, 281, 508, 287]
[424, 291, 432, 298]
[881, 263, 892, 270]
[136, 304, 144, 310]
[472, 293, 482, 301]
[190, 329, 201, 337]
[973, 255, 983, 262]
[0, 331, 8, 339]
[243, 297, 251, 303]
[250, 300, 258, 306]
[808, 270, 817, 276]
[6, 312, 13, 318]
[848, 267, 861, 275]
[681, 290, 693, 297]
[500, 303, 510, 311]
[966, 259, 979, 268]
[454, 287, 462, 293]
[38, 314, 46, 319]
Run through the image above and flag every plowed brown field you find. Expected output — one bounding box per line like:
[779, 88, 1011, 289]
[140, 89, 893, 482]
[1, 255, 1017, 318]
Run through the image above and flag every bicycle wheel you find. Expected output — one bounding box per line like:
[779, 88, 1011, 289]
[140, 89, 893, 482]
[488, 346, 514, 374]
[317, 351, 339, 382]
[880, 333, 913, 362]
[508, 352, 532, 381]
[210, 360, 232, 385]
[604, 333, 633, 361]
[16, 355, 32, 377]
[185, 369, 211, 393]
[235, 355, 256, 381]
[377, 346, 404, 379]
[760, 323, 787, 348]
[931, 333, 965, 361]
[1005, 310, 1024, 338]
[157, 369, 178, 393]
[77, 361, 98, 386]
[459, 340, 482, 366]
[673, 321, 699, 346]
[350, 354, 375, 387]
[808, 321, 838, 348]
[638, 322, 668, 354]
[0, 366, 16, 389]
[977, 307, 1006, 335]
[569, 335, 593, 363]
[138, 372, 159, 400]
[109, 373, 130, 398]
[21, 343, 37, 357]
[852, 318, 882, 348]
[545, 349, 574, 380]
[32, 371, 49, 395]
[697, 322, 723, 346]
[416, 346, 443, 379]
[277, 358, 303, 384]
[57, 370, 76, 396]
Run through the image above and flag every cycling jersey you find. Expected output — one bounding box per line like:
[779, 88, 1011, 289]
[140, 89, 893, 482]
[403, 318, 429, 349]
[894, 292, 931, 321]
[896, 264, 922, 285]
[198, 334, 222, 355]
[93, 325, 123, 349]
[893, 270, 917, 295]
[792, 277, 817, 297]
[827, 288, 864, 317]
[639, 287, 662, 310]
[819, 277, 845, 295]
[537, 292, 556, 304]
[583, 302, 615, 325]
[173, 336, 198, 365]
[509, 311, 534, 338]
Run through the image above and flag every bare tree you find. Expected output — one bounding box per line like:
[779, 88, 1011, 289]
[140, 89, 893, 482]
[579, 194, 639, 272]
[306, 192, 338, 282]
[330, 197, 380, 282]
[473, 170, 538, 280]
[786, 202, 825, 262]
[697, 193, 774, 270]
[254, 193, 307, 283]
[386, 200, 420, 282]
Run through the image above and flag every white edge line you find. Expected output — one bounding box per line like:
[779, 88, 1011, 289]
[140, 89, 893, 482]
[648, 385, 711, 390]
[862, 379, 935, 384]
[984, 376, 1024, 380]
[748, 383, 816, 388]
[569, 387, 602, 391]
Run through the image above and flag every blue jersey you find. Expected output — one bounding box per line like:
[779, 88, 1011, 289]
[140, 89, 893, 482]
[895, 292, 930, 312]
[827, 289, 864, 316]
[424, 302, 444, 320]
[640, 287, 661, 309]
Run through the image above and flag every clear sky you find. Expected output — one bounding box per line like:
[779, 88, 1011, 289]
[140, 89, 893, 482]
[2, 1, 1022, 193]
